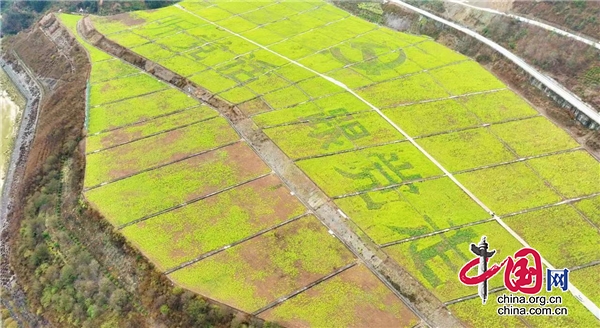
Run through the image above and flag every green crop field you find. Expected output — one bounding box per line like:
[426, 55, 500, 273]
[264, 111, 404, 159]
[168, 215, 355, 312]
[84, 118, 239, 187]
[457, 89, 537, 123]
[89, 73, 167, 106]
[66, 0, 600, 323]
[385, 221, 523, 301]
[298, 142, 443, 196]
[335, 177, 489, 244]
[419, 128, 517, 172]
[85, 143, 270, 226]
[574, 196, 600, 227]
[260, 264, 419, 327]
[86, 105, 217, 152]
[457, 162, 561, 215]
[490, 116, 579, 157]
[121, 175, 306, 271]
[88, 89, 199, 134]
[527, 150, 600, 198]
[503, 205, 600, 268]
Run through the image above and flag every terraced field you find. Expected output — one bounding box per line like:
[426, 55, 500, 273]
[60, 0, 600, 326]
[59, 10, 421, 327]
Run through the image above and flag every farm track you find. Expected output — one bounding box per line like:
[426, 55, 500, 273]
[176, 3, 600, 319]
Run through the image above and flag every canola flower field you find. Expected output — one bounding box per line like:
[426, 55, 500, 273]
[58, 0, 600, 325]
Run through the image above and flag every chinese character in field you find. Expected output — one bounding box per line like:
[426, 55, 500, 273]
[546, 268, 569, 292]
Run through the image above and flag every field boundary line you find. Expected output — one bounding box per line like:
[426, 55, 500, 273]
[380, 218, 495, 248]
[251, 261, 358, 315]
[293, 139, 408, 162]
[446, 0, 600, 50]
[330, 147, 582, 201]
[86, 115, 221, 155]
[88, 104, 206, 136]
[411, 114, 542, 140]
[445, 258, 600, 307]
[89, 87, 170, 109]
[381, 191, 600, 247]
[450, 147, 583, 175]
[175, 3, 600, 319]
[83, 140, 240, 191]
[116, 172, 273, 230]
[164, 212, 311, 275]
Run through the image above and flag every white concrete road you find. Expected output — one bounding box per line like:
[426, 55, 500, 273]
[447, 0, 600, 51]
[388, 0, 600, 125]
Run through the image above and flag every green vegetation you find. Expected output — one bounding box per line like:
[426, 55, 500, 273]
[405, 41, 466, 69]
[450, 289, 600, 328]
[253, 92, 372, 127]
[429, 61, 505, 95]
[85, 143, 270, 226]
[89, 74, 167, 107]
[570, 265, 600, 305]
[419, 128, 516, 172]
[122, 176, 306, 271]
[335, 177, 489, 244]
[168, 216, 355, 312]
[86, 105, 217, 152]
[84, 118, 239, 187]
[527, 150, 600, 198]
[82, 0, 598, 322]
[449, 291, 526, 328]
[458, 89, 537, 123]
[503, 205, 600, 268]
[357, 73, 449, 108]
[89, 59, 140, 83]
[383, 99, 480, 137]
[260, 265, 419, 327]
[491, 116, 579, 157]
[573, 196, 600, 227]
[298, 142, 443, 196]
[456, 162, 561, 215]
[264, 112, 404, 159]
[88, 89, 199, 134]
[385, 221, 522, 301]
